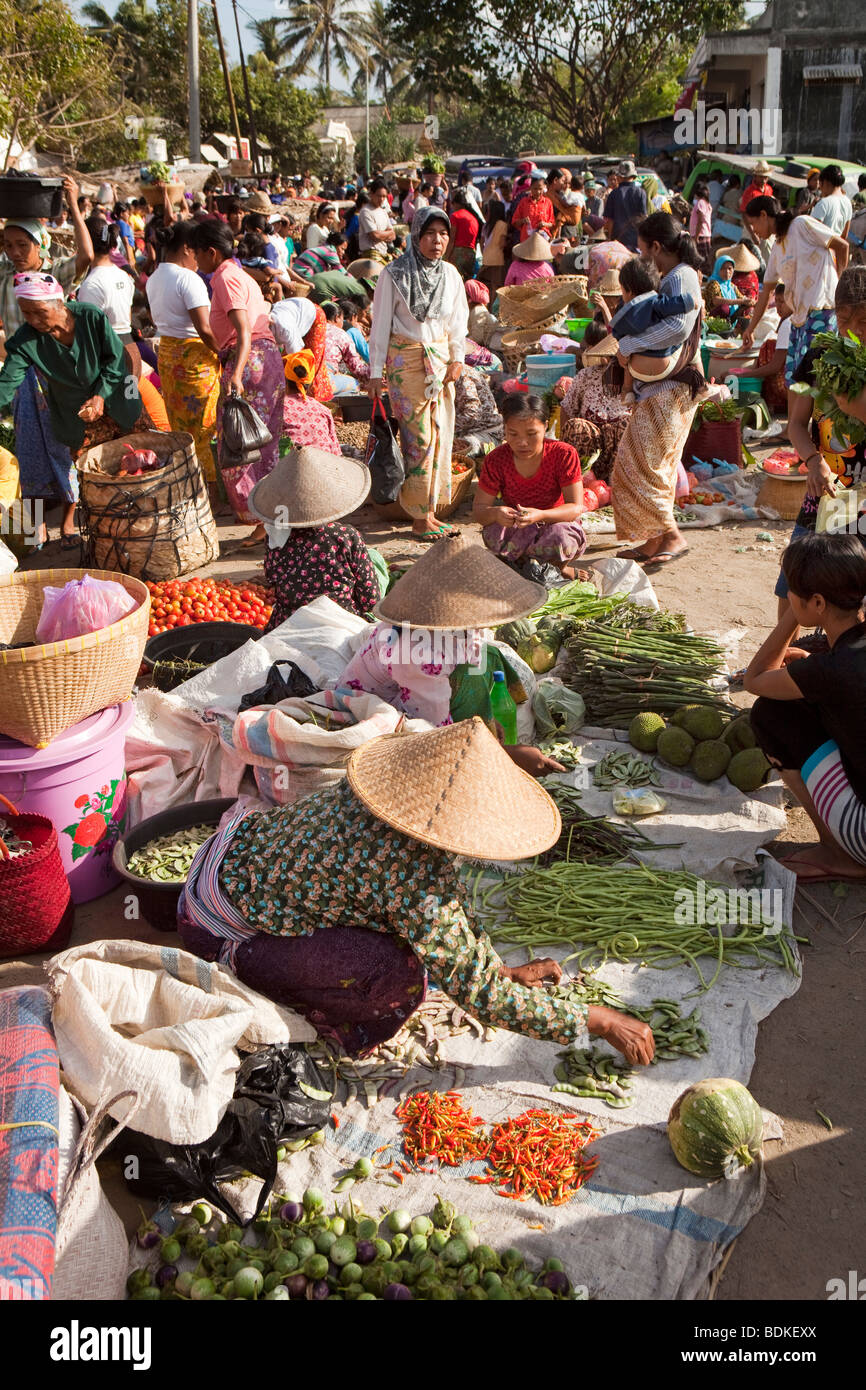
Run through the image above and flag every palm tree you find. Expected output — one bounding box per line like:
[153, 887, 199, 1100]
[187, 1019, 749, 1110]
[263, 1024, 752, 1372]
[246, 17, 287, 67]
[355, 0, 412, 105]
[81, 0, 152, 106]
[278, 0, 365, 97]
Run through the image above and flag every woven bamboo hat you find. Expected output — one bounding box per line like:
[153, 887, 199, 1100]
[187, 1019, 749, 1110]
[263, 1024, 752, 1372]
[247, 445, 371, 527]
[374, 532, 546, 630]
[597, 268, 622, 295]
[512, 231, 554, 262]
[246, 189, 279, 215]
[582, 334, 618, 363]
[718, 242, 760, 273]
[347, 716, 561, 859]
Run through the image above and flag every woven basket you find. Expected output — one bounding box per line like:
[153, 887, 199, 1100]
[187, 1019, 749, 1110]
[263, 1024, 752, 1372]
[756, 470, 809, 521]
[78, 430, 218, 581]
[0, 568, 149, 748]
[498, 275, 589, 328]
[500, 326, 546, 374]
[141, 182, 185, 208]
[0, 793, 73, 957]
[682, 418, 743, 471]
[371, 455, 475, 521]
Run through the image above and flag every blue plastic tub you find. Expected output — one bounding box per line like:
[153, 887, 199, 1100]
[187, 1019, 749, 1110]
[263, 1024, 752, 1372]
[525, 353, 576, 391]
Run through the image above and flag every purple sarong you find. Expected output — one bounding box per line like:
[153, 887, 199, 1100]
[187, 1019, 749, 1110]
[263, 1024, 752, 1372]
[482, 519, 586, 565]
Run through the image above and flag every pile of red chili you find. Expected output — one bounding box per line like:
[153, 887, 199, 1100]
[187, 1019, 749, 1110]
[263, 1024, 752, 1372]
[395, 1090, 488, 1167]
[484, 1108, 601, 1206]
[396, 1093, 601, 1205]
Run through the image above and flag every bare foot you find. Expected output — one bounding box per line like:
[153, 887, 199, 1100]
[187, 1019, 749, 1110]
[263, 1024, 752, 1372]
[780, 844, 866, 883]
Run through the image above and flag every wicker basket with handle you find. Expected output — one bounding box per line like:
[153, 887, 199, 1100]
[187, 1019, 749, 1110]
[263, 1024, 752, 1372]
[0, 792, 74, 957]
[0, 568, 149, 748]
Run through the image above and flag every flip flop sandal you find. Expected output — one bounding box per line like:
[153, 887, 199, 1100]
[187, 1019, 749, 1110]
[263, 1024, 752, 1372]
[643, 548, 690, 571]
[413, 527, 455, 544]
[60, 532, 81, 550]
[615, 549, 655, 563]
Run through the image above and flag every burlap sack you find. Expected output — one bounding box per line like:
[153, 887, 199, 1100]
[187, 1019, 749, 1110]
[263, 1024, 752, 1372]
[46, 940, 316, 1145]
[53, 1088, 137, 1301]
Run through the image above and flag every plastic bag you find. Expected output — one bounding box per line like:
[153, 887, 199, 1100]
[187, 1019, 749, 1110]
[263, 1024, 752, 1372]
[239, 660, 320, 710]
[112, 1045, 331, 1225]
[612, 787, 667, 817]
[35, 574, 137, 644]
[532, 681, 586, 738]
[364, 398, 405, 504]
[220, 390, 273, 462]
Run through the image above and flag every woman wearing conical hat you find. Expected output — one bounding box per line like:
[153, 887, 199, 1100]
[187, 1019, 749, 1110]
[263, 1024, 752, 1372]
[178, 717, 655, 1063]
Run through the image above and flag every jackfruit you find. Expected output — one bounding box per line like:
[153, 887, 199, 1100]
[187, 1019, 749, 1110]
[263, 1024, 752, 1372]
[727, 748, 771, 793]
[691, 738, 732, 783]
[657, 726, 695, 767]
[722, 713, 757, 753]
[678, 705, 725, 741]
[629, 712, 666, 752]
[672, 704, 702, 729]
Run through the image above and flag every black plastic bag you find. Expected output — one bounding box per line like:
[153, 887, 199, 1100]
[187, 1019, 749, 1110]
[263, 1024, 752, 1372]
[239, 660, 319, 710]
[364, 398, 405, 504]
[221, 390, 272, 460]
[113, 1045, 331, 1225]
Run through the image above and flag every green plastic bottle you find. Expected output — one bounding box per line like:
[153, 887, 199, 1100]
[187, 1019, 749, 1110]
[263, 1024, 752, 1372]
[490, 669, 518, 746]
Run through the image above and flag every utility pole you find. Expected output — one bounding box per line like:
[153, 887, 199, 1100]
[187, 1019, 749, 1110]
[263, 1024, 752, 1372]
[188, 0, 201, 162]
[365, 47, 371, 180]
[210, 0, 244, 165]
[231, 0, 261, 178]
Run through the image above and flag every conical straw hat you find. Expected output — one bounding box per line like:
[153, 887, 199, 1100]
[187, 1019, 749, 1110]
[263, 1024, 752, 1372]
[374, 532, 546, 630]
[512, 231, 554, 262]
[247, 445, 371, 527]
[582, 334, 618, 363]
[347, 716, 561, 860]
[717, 242, 760, 273]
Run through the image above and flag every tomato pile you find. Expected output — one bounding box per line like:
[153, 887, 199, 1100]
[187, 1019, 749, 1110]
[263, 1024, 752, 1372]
[145, 577, 274, 637]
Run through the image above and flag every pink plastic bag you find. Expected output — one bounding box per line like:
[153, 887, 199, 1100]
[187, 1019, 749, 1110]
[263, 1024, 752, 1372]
[675, 461, 690, 498]
[35, 574, 137, 644]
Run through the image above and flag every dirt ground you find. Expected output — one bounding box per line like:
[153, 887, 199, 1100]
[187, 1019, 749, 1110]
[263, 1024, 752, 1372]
[7, 488, 865, 1303]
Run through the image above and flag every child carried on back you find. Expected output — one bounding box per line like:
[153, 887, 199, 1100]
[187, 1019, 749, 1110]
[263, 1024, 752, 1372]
[606, 257, 697, 400]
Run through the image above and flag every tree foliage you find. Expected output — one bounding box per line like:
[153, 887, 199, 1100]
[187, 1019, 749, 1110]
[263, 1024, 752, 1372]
[388, 0, 745, 151]
[275, 0, 365, 97]
[230, 63, 322, 173]
[0, 0, 123, 166]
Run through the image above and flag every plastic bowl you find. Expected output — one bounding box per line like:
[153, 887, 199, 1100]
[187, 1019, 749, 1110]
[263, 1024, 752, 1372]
[566, 317, 592, 342]
[112, 798, 236, 931]
[526, 352, 577, 390]
[143, 621, 262, 672]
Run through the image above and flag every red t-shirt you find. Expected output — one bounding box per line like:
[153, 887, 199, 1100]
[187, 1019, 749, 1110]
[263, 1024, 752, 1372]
[479, 439, 581, 510]
[450, 207, 480, 249]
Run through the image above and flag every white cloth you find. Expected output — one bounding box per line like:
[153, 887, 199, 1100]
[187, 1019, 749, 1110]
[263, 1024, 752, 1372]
[358, 204, 393, 253]
[368, 258, 469, 377]
[764, 215, 839, 326]
[775, 315, 792, 352]
[77, 265, 134, 336]
[145, 261, 210, 338]
[811, 193, 853, 236]
[305, 222, 329, 250]
[270, 296, 317, 352]
[270, 233, 289, 270]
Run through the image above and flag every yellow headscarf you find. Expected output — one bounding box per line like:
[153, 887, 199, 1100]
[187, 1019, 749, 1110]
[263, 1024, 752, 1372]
[284, 349, 316, 399]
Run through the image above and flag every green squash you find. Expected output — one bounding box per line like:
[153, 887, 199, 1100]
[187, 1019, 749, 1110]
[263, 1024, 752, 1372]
[668, 1077, 763, 1180]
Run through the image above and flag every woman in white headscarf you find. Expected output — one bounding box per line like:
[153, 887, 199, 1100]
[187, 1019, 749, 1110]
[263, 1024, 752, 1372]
[367, 207, 469, 543]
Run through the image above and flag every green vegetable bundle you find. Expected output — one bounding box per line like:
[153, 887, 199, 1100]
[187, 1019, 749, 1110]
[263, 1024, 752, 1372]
[483, 862, 800, 991]
[791, 330, 866, 445]
[564, 621, 730, 727]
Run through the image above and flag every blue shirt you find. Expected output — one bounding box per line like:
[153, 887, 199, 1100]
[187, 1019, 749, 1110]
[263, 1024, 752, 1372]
[604, 181, 648, 251]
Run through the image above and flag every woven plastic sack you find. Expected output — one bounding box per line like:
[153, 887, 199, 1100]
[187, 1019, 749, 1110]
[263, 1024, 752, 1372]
[35, 574, 136, 644]
[53, 1088, 137, 1301]
[46, 940, 315, 1145]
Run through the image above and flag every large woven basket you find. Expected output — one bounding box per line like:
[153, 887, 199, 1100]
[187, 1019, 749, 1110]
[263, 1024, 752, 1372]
[498, 275, 589, 328]
[500, 326, 547, 374]
[756, 470, 809, 522]
[0, 568, 149, 748]
[78, 430, 218, 582]
[370, 455, 476, 521]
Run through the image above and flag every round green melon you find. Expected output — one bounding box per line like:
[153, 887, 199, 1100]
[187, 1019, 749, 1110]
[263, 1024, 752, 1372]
[667, 1078, 763, 1180]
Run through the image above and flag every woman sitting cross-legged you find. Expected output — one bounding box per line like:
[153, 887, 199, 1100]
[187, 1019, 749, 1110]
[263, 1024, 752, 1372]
[472, 393, 587, 581]
[744, 532, 866, 884]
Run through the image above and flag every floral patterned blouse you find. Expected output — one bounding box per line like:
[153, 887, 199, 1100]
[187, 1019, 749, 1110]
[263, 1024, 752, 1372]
[282, 391, 342, 453]
[219, 779, 590, 1045]
[263, 522, 381, 630]
[560, 365, 632, 427]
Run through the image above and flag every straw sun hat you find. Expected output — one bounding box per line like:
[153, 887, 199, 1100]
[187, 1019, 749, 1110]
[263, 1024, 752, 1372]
[596, 268, 622, 296]
[512, 231, 554, 263]
[718, 242, 761, 273]
[347, 716, 561, 860]
[374, 532, 546, 630]
[752, 159, 773, 176]
[247, 445, 371, 527]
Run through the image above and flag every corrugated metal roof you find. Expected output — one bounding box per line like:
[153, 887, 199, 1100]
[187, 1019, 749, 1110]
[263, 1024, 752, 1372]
[802, 64, 862, 82]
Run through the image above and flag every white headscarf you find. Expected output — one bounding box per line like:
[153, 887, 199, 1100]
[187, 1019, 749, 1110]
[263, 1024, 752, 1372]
[270, 296, 317, 353]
